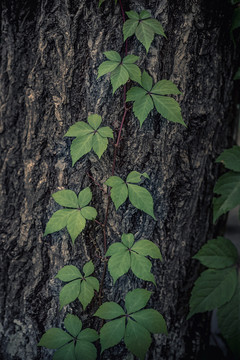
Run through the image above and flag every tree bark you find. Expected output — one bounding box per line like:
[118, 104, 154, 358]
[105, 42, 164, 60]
[0, 0, 237, 359]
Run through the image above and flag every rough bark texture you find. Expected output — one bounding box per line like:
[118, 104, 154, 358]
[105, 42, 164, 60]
[0, 0, 237, 359]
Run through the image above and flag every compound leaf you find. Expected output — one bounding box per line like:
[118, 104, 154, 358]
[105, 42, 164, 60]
[95, 302, 125, 319]
[56, 265, 82, 282]
[75, 341, 97, 360]
[124, 318, 151, 360]
[64, 314, 82, 338]
[83, 260, 94, 277]
[100, 318, 126, 353]
[132, 239, 162, 260]
[71, 134, 93, 166]
[130, 252, 156, 284]
[125, 289, 152, 314]
[59, 280, 81, 309]
[128, 183, 155, 219]
[216, 146, 240, 172]
[81, 206, 97, 220]
[38, 328, 73, 349]
[151, 94, 185, 125]
[78, 187, 92, 208]
[108, 250, 131, 283]
[52, 190, 78, 208]
[131, 309, 167, 334]
[67, 210, 86, 243]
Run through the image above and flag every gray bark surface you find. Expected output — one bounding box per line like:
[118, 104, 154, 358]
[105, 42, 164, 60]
[0, 0, 236, 359]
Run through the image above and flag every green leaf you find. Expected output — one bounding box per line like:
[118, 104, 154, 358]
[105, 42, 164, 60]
[130, 252, 156, 284]
[122, 55, 139, 64]
[75, 341, 97, 360]
[231, 7, 240, 32]
[44, 209, 74, 236]
[64, 122, 93, 138]
[126, 171, 150, 183]
[81, 206, 97, 220]
[111, 65, 129, 93]
[85, 277, 99, 292]
[78, 280, 94, 310]
[105, 242, 127, 256]
[151, 80, 181, 95]
[151, 94, 185, 126]
[124, 318, 151, 360]
[70, 134, 93, 165]
[234, 67, 240, 80]
[56, 265, 82, 282]
[139, 10, 151, 19]
[59, 280, 81, 309]
[135, 21, 154, 53]
[125, 289, 152, 314]
[38, 328, 73, 349]
[123, 19, 138, 41]
[193, 237, 238, 269]
[64, 314, 82, 337]
[92, 133, 108, 158]
[131, 309, 167, 334]
[217, 283, 240, 357]
[94, 302, 125, 319]
[126, 10, 139, 20]
[132, 239, 162, 260]
[110, 183, 128, 210]
[52, 190, 79, 208]
[126, 86, 147, 102]
[121, 233, 134, 248]
[53, 342, 75, 360]
[128, 183, 155, 219]
[108, 250, 131, 283]
[97, 61, 120, 78]
[87, 114, 102, 130]
[144, 18, 166, 37]
[123, 63, 141, 84]
[187, 267, 238, 319]
[103, 51, 121, 62]
[216, 146, 240, 172]
[83, 260, 94, 277]
[67, 210, 86, 243]
[141, 70, 153, 91]
[105, 176, 124, 187]
[78, 187, 92, 208]
[77, 329, 99, 342]
[133, 94, 154, 126]
[100, 318, 126, 353]
[97, 126, 113, 138]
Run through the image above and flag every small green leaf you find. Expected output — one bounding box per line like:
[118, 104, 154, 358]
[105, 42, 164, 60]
[110, 183, 128, 210]
[123, 63, 141, 84]
[128, 183, 155, 219]
[133, 94, 154, 126]
[131, 309, 167, 334]
[141, 70, 153, 91]
[97, 126, 113, 138]
[75, 341, 97, 360]
[121, 233, 134, 248]
[78, 280, 94, 310]
[77, 328, 99, 342]
[64, 314, 82, 338]
[81, 206, 97, 220]
[100, 318, 126, 353]
[56, 265, 82, 282]
[53, 342, 75, 360]
[87, 114, 102, 130]
[64, 122, 93, 138]
[151, 94, 185, 126]
[108, 250, 131, 283]
[188, 267, 238, 319]
[193, 237, 238, 269]
[83, 261, 94, 277]
[105, 176, 124, 187]
[151, 80, 181, 95]
[123, 19, 138, 42]
[52, 190, 79, 208]
[126, 171, 149, 183]
[92, 133, 108, 158]
[105, 242, 127, 256]
[59, 280, 81, 309]
[103, 51, 121, 62]
[78, 187, 92, 208]
[44, 209, 74, 236]
[139, 10, 151, 19]
[85, 276, 99, 292]
[125, 289, 152, 314]
[67, 210, 86, 243]
[122, 55, 139, 64]
[97, 61, 120, 78]
[124, 318, 151, 360]
[126, 86, 147, 102]
[216, 146, 240, 172]
[131, 252, 156, 284]
[38, 328, 73, 349]
[111, 65, 129, 93]
[70, 134, 93, 165]
[135, 21, 154, 53]
[144, 18, 166, 37]
[94, 302, 125, 319]
[126, 10, 139, 20]
[132, 239, 162, 260]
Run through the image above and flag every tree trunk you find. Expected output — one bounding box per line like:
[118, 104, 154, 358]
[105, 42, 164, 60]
[0, 0, 237, 359]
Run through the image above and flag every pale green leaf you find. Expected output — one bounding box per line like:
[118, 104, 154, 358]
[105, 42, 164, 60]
[83, 260, 94, 277]
[193, 237, 238, 269]
[128, 183, 155, 219]
[122, 55, 139, 64]
[111, 65, 129, 93]
[94, 302, 125, 319]
[126, 10, 139, 20]
[97, 61, 120, 78]
[126, 171, 149, 183]
[110, 183, 128, 210]
[44, 209, 74, 236]
[123, 63, 141, 84]
[64, 122, 93, 138]
[151, 80, 181, 95]
[97, 126, 113, 138]
[126, 86, 147, 102]
[187, 267, 238, 319]
[53, 342, 75, 360]
[59, 280, 81, 309]
[139, 10, 151, 19]
[92, 133, 108, 158]
[133, 94, 154, 126]
[70, 133, 93, 165]
[81, 206, 97, 220]
[77, 328, 99, 342]
[131, 309, 167, 334]
[141, 70, 153, 91]
[64, 314, 82, 337]
[124, 318, 151, 360]
[87, 114, 102, 130]
[144, 18, 166, 37]
[56, 265, 82, 282]
[105, 176, 124, 187]
[105, 242, 127, 256]
[108, 250, 131, 283]
[123, 19, 138, 41]
[52, 190, 78, 208]
[75, 340, 97, 360]
[135, 21, 154, 52]
[100, 318, 126, 353]
[38, 328, 73, 349]
[125, 289, 152, 314]
[216, 146, 240, 172]
[78, 187, 92, 208]
[85, 277, 99, 292]
[132, 239, 162, 260]
[151, 94, 185, 126]
[121, 233, 134, 248]
[103, 51, 121, 62]
[67, 210, 86, 243]
[78, 280, 94, 310]
[131, 252, 156, 284]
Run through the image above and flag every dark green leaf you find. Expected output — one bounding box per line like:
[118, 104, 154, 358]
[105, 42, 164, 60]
[130, 252, 156, 284]
[131, 309, 167, 334]
[123, 19, 138, 42]
[122, 55, 139, 64]
[92, 133, 108, 158]
[151, 94, 185, 125]
[75, 340, 97, 360]
[144, 18, 166, 37]
[125, 289, 152, 314]
[133, 94, 154, 126]
[97, 126, 113, 138]
[110, 183, 128, 210]
[53, 342, 75, 360]
[81, 206, 97, 220]
[67, 210, 86, 243]
[124, 318, 151, 360]
[64, 122, 93, 138]
[105, 242, 127, 256]
[139, 10, 151, 19]
[94, 302, 125, 319]
[151, 80, 181, 95]
[70, 134, 93, 165]
[111, 65, 129, 93]
[38, 328, 73, 349]
[44, 209, 74, 236]
[83, 261, 94, 277]
[87, 114, 102, 130]
[78, 187, 92, 208]
[132, 239, 162, 260]
[135, 21, 154, 53]
[126, 171, 150, 183]
[97, 61, 120, 78]
[105, 176, 124, 187]
[100, 318, 126, 353]
[126, 86, 147, 102]
[121, 233, 134, 248]
[78, 280, 94, 310]
[128, 183, 156, 219]
[85, 277, 99, 292]
[77, 328, 99, 342]
[55, 265, 82, 282]
[59, 280, 81, 309]
[103, 51, 121, 62]
[52, 190, 78, 208]
[216, 146, 240, 172]
[126, 10, 139, 20]
[64, 314, 82, 337]
[141, 70, 153, 91]
[108, 250, 131, 283]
